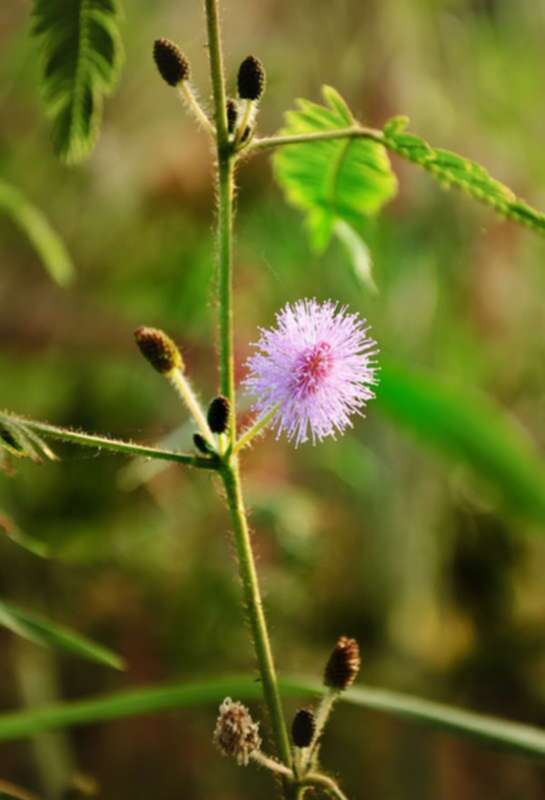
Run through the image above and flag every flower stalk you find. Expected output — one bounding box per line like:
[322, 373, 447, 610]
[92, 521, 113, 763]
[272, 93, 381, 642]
[203, 0, 293, 794]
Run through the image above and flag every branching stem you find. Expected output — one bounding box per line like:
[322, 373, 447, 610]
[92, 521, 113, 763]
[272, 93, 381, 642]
[0, 413, 216, 470]
[250, 125, 384, 153]
[203, 0, 293, 791]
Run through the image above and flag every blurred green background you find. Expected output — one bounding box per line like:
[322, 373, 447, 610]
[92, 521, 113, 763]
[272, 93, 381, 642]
[2, 0, 545, 797]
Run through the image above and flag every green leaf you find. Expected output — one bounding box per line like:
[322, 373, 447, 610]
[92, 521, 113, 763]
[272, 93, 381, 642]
[0, 676, 544, 760]
[0, 180, 74, 286]
[377, 361, 545, 523]
[382, 116, 545, 234]
[0, 600, 124, 670]
[31, 0, 123, 164]
[273, 86, 397, 252]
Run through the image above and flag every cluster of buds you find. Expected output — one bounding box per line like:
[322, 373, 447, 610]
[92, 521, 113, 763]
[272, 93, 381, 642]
[153, 37, 265, 149]
[213, 636, 360, 795]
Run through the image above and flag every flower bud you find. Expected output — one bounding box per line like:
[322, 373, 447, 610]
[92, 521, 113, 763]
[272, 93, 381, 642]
[213, 698, 261, 766]
[291, 708, 315, 748]
[193, 433, 212, 455]
[324, 636, 360, 691]
[134, 326, 183, 374]
[207, 396, 230, 434]
[153, 38, 190, 86]
[237, 55, 265, 101]
[226, 98, 238, 134]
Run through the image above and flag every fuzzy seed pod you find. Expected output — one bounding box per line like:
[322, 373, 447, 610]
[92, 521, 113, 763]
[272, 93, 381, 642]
[226, 98, 238, 134]
[291, 708, 315, 748]
[134, 326, 183, 374]
[324, 636, 360, 691]
[207, 396, 230, 434]
[153, 38, 190, 86]
[193, 433, 211, 455]
[237, 55, 265, 101]
[214, 698, 261, 766]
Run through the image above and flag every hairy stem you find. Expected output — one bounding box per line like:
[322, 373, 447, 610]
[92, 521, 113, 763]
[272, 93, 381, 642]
[302, 773, 349, 800]
[203, 0, 293, 792]
[220, 463, 292, 770]
[233, 404, 279, 454]
[218, 156, 236, 446]
[167, 368, 214, 444]
[250, 125, 384, 153]
[0, 414, 216, 469]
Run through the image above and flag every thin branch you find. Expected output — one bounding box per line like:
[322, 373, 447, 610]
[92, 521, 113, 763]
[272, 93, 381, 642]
[233, 404, 279, 455]
[177, 83, 215, 134]
[0, 413, 217, 470]
[251, 750, 293, 778]
[249, 126, 384, 154]
[302, 773, 349, 800]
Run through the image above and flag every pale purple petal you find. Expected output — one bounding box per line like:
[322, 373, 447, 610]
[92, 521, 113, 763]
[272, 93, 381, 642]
[243, 299, 378, 446]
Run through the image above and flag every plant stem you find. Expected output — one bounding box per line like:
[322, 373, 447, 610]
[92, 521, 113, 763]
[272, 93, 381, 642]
[203, 0, 293, 793]
[220, 462, 292, 771]
[301, 773, 349, 800]
[167, 368, 214, 444]
[250, 125, 384, 153]
[0, 413, 216, 469]
[178, 83, 214, 134]
[217, 155, 236, 447]
[233, 404, 279, 455]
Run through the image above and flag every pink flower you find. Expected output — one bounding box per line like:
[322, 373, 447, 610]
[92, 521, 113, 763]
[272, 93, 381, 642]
[243, 299, 378, 446]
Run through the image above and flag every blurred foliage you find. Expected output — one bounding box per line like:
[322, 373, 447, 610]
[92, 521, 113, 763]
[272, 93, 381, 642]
[2, 0, 545, 798]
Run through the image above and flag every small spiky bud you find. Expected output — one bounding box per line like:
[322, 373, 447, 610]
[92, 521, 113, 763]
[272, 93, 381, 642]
[214, 698, 261, 766]
[193, 433, 212, 455]
[153, 38, 190, 86]
[291, 708, 315, 748]
[134, 326, 183, 374]
[237, 55, 265, 101]
[324, 636, 360, 691]
[207, 396, 230, 434]
[226, 99, 238, 134]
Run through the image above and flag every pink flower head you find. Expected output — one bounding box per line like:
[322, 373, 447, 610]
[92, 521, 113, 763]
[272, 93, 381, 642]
[243, 299, 378, 446]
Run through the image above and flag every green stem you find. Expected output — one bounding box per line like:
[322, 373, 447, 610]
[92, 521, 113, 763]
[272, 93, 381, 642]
[203, 0, 293, 793]
[218, 156, 236, 446]
[0, 413, 216, 470]
[233, 404, 280, 455]
[250, 125, 384, 153]
[220, 463, 292, 770]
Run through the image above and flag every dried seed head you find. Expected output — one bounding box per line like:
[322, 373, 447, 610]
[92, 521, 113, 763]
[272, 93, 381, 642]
[153, 38, 190, 86]
[134, 326, 183, 374]
[291, 708, 315, 748]
[324, 636, 360, 691]
[226, 98, 238, 134]
[213, 698, 261, 766]
[207, 396, 230, 434]
[237, 55, 265, 101]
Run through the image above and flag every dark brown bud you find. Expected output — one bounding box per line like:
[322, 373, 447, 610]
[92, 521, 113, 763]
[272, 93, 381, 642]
[193, 433, 212, 455]
[134, 326, 183, 374]
[240, 124, 253, 144]
[207, 396, 230, 434]
[291, 708, 315, 748]
[324, 636, 360, 691]
[226, 99, 238, 134]
[237, 55, 265, 101]
[153, 38, 190, 86]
